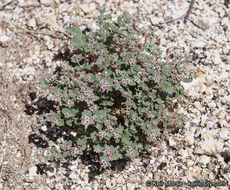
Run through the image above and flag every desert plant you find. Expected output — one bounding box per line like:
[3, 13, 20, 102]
[38, 5, 197, 168]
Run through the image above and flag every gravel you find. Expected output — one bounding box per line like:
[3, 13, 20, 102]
[0, 0, 229, 189]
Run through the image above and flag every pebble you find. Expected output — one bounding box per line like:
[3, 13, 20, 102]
[27, 18, 37, 28]
[199, 155, 211, 165]
[127, 183, 135, 190]
[80, 3, 96, 14]
[0, 35, 10, 47]
[40, 0, 54, 6]
[106, 179, 111, 188]
[69, 172, 77, 180]
[208, 101, 216, 109]
[219, 128, 230, 140]
[28, 166, 38, 180]
[178, 149, 189, 159]
[117, 176, 124, 184]
[19, 66, 36, 81]
[196, 139, 224, 155]
[184, 132, 195, 146]
[41, 125, 47, 131]
[168, 137, 177, 147]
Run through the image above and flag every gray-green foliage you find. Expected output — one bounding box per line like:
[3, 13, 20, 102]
[38, 4, 197, 168]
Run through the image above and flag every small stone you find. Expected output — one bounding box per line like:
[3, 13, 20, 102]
[69, 172, 78, 180]
[220, 119, 230, 128]
[201, 115, 208, 126]
[20, 66, 36, 81]
[28, 166, 37, 180]
[212, 52, 222, 65]
[41, 125, 47, 131]
[93, 183, 99, 189]
[201, 129, 217, 140]
[69, 164, 78, 171]
[195, 139, 223, 155]
[206, 121, 214, 129]
[117, 176, 124, 184]
[0, 35, 10, 47]
[199, 155, 210, 165]
[150, 159, 156, 165]
[40, 0, 54, 6]
[143, 0, 153, 5]
[193, 38, 207, 48]
[111, 178, 116, 186]
[47, 169, 56, 177]
[95, 0, 105, 4]
[80, 3, 96, 14]
[219, 128, 230, 140]
[147, 172, 153, 179]
[218, 89, 225, 96]
[44, 37, 54, 50]
[221, 17, 230, 27]
[191, 117, 200, 126]
[178, 149, 189, 159]
[27, 18, 37, 28]
[185, 132, 194, 146]
[218, 111, 226, 119]
[187, 159, 194, 167]
[127, 183, 135, 190]
[106, 179, 111, 188]
[169, 137, 177, 147]
[166, 168, 173, 175]
[208, 101, 216, 109]
[18, 0, 25, 6]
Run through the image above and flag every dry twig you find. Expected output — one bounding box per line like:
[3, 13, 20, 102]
[151, 0, 195, 26]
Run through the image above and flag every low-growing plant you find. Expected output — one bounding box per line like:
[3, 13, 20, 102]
[38, 5, 197, 168]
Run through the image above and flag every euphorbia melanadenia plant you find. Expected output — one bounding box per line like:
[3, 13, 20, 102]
[38, 5, 197, 168]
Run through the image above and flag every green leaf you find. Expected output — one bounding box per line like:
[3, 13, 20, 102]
[163, 121, 168, 128]
[110, 23, 116, 32]
[92, 74, 96, 82]
[117, 16, 122, 25]
[77, 139, 84, 145]
[107, 101, 113, 106]
[54, 115, 61, 120]
[65, 140, 72, 146]
[80, 145, 87, 151]
[62, 108, 70, 115]
[115, 138, 120, 143]
[62, 146, 67, 151]
[66, 26, 78, 35]
[59, 154, 64, 161]
[90, 131, 97, 139]
[71, 109, 79, 116]
[104, 22, 109, 31]
[83, 110, 92, 117]
[49, 154, 55, 161]
[130, 123, 137, 132]
[101, 32, 106, 42]
[57, 119, 64, 126]
[75, 66, 81, 71]
[63, 151, 70, 158]
[74, 118, 81, 126]
[66, 119, 73, 127]
[100, 155, 108, 161]
[112, 152, 120, 160]
[104, 14, 111, 20]
[51, 147, 56, 153]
